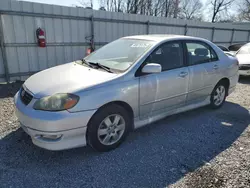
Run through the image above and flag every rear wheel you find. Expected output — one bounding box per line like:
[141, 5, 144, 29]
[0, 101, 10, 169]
[210, 82, 227, 109]
[87, 104, 131, 152]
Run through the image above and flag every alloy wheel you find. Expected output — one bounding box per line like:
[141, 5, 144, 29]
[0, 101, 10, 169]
[213, 85, 226, 106]
[97, 114, 126, 146]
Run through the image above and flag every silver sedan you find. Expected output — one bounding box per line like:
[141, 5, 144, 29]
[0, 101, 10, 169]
[14, 35, 239, 152]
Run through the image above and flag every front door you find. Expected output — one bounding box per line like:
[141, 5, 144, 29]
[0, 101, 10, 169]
[139, 41, 189, 119]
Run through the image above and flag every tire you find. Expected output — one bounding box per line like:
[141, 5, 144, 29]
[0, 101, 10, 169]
[210, 82, 228, 109]
[87, 104, 131, 152]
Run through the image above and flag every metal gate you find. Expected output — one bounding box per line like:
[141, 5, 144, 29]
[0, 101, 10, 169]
[0, 0, 249, 82]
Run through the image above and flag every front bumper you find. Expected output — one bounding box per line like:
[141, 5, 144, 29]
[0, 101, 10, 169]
[239, 65, 250, 76]
[21, 123, 87, 150]
[239, 70, 250, 76]
[14, 91, 96, 150]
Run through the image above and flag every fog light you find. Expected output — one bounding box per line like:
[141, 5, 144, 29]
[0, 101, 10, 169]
[41, 135, 62, 139]
[35, 134, 62, 142]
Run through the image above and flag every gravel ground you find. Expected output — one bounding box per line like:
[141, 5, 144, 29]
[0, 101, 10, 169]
[0, 78, 250, 188]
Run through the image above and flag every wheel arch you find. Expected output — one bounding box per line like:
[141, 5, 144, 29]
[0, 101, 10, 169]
[87, 100, 134, 129]
[216, 77, 230, 95]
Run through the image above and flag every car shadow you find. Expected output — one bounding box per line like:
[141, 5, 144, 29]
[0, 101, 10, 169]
[1, 102, 249, 188]
[0, 81, 23, 98]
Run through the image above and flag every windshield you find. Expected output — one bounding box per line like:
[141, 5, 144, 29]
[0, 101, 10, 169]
[237, 45, 250, 55]
[228, 43, 245, 51]
[84, 39, 154, 72]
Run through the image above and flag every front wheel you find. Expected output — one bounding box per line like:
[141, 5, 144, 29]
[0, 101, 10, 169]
[87, 104, 131, 152]
[210, 83, 227, 109]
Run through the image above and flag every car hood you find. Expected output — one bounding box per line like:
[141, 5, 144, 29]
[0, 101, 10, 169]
[24, 62, 118, 98]
[236, 54, 250, 65]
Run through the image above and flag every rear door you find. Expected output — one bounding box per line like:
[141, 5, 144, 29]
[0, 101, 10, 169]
[184, 41, 220, 105]
[138, 41, 189, 119]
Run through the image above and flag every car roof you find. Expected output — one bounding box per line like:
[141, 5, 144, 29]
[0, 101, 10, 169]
[123, 34, 205, 42]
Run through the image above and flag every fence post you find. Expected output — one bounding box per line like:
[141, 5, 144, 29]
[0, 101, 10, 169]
[184, 24, 188, 35]
[90, 15, 95, 50]
[248, 30, 250, 42]
[230, 28, 235, 45]
[146, 21, 150, 34]
[211, 27, 215, 42]
[0, 15, 9, 83]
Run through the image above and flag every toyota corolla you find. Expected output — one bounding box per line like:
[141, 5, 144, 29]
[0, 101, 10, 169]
[14, 35, 239, 152]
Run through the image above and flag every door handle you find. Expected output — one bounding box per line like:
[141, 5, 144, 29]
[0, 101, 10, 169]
[179, 71, 188, 78]
[213, 64, 218, 69]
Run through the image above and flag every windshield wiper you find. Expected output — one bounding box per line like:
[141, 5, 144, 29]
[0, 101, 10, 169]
[81, 59, 92, 67]
[81, 59, 114, 73]
[88, 62, 114, 73]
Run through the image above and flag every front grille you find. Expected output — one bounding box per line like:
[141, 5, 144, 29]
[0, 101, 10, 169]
[20, 87, 33, 105]
[239, 65, 250, 70]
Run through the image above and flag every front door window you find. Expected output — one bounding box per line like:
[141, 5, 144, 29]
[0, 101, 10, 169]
[147, 42, 184, 71]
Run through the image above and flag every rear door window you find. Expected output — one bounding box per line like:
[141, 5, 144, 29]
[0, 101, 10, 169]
[185, 42, 218, 65]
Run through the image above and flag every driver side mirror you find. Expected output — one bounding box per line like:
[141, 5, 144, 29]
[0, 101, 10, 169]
[141, 63, 162, 74]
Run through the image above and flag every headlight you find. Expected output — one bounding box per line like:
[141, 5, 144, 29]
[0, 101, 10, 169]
[33, 93, 79, 111]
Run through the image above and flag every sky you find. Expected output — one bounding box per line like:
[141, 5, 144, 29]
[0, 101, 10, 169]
[17, 0, 236, 21]
[18, 0, 100, 8]
[19, 0, 209, 9]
